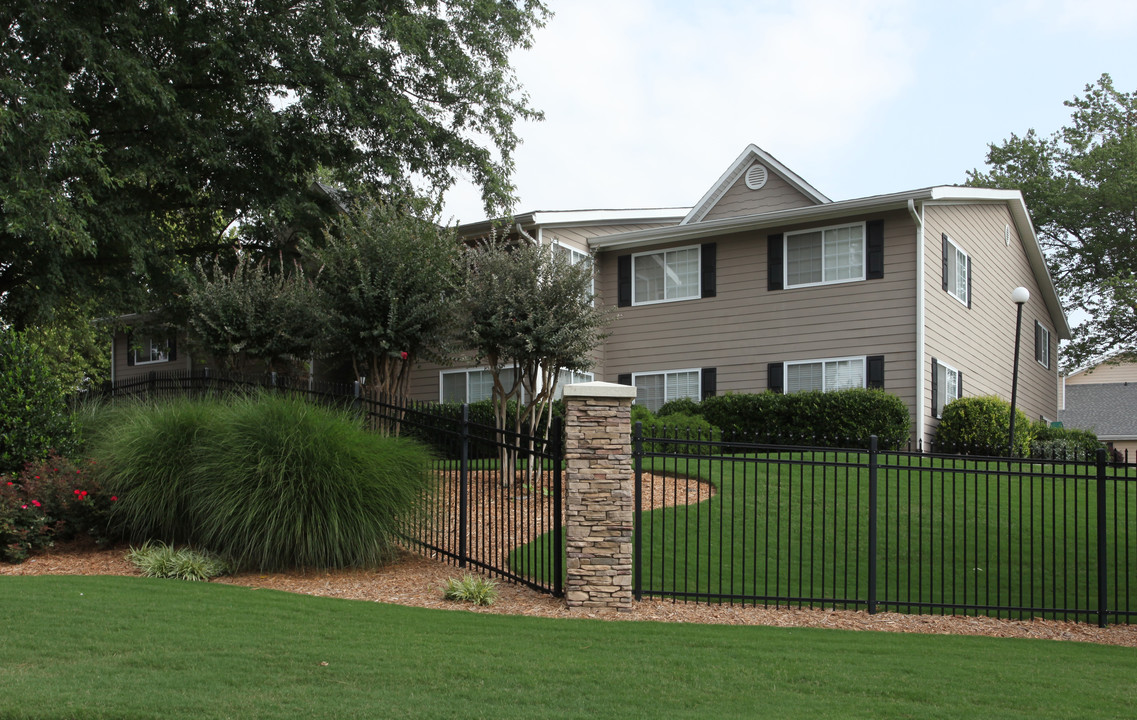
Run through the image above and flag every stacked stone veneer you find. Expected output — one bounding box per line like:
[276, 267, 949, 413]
[562, 382, 637, 612]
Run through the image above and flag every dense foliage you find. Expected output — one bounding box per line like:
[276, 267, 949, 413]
[933, 395, 1033, 456]
[967, 74, 1137, 369]
[0, 330, 76, 472]
[0, 0, 548, 328]
[1031, 421, 1104, 460]
[89, 394, 433, 570]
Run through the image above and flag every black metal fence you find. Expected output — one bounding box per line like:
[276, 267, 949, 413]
[91, 369, 564, 596]
[633, 424, 1137, 627]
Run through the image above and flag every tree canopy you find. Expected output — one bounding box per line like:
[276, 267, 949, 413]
[967, 73, 1137, 369]
[0, 0, 548, 328]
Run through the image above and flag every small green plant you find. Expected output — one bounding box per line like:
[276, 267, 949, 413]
[442, 574, 498, 606]
[126, 541, 231, 581]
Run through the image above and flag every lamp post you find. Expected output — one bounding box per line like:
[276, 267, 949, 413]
[1008, 286, 1030, 456]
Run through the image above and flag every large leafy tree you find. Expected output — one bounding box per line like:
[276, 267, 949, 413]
[0, 0, 548, 328]
[967, 73, 1137, 369]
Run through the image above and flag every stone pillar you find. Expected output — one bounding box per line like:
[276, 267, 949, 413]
[562, 381, 637, 612]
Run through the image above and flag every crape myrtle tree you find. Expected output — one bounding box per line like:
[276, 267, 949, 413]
[307, 195, 465, 403]
[462, 238, 611, 484]
[0, 0, 549, 329]
[967, 74, 1137, 370]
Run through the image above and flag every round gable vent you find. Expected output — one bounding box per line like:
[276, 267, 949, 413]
[745, 163, 768, 190]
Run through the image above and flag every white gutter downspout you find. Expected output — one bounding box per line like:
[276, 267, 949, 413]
[908, 199, 926, 449]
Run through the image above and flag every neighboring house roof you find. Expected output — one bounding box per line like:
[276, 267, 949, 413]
[682, 144, 830, 224]
[456, 207, 689, 239]
[1059, 382, 1137, 440]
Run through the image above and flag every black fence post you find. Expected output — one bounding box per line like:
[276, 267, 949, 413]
[868, 435, 879, 615]
[458, 403, 470, 570]
[633, 420, 644, 602]
[550, 414, 564, 598]
[1096, 448, 1109, 628]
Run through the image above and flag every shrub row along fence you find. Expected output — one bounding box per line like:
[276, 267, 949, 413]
[92, 369, 564, 596]
[634, 424, 1137, 626]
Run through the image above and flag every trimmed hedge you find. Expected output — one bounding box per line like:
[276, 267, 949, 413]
[1031, 420, 1103, 460]
[699, 388, 911, 449]
[934, 395, 1032, 456]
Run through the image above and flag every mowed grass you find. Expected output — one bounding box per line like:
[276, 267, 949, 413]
[2, 576, 1136, 720]
[513, 452, 1137, 620]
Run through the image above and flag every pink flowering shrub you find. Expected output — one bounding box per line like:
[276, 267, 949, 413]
[0, 453, 119, 562]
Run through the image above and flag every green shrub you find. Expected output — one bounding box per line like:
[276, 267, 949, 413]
[699, 389, 910, 449]
[126, 541, 231, 581]
[935, 395, 1032, 456]
[1030, 421, 1103, 460]
[656, 397, 703, 417]
[442, 574, 499, 606]
[630, 403, 657, 427]
[645, 412, 721, 455]
[0, 330, 76, 472]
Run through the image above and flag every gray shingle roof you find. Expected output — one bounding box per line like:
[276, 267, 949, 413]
[1059, 382, 1137, 439]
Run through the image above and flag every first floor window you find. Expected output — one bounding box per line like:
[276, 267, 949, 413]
[633, 246, 700, 304]
[441, 367, 518, 404]
[785, 357, 865, 393]
[785, 223, 865, 288]
[933, 359, 962, 419]
[632, 369, 700, 412]
[130, 333, 173, 365]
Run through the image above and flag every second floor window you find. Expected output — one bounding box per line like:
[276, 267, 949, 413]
[785, 223, 865, 288]
[633, 246, 700, 304]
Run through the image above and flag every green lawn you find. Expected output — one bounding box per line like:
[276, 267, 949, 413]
[1, 576, 1135, 719]
[513, 452, 1137, 621]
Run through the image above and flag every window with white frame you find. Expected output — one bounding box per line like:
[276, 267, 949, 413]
[1036, 322, 1051, 368]
[632, 369, 700, 412]
[944, 235, 969, 305]
[552, 369, 595, 400]
[633, 246, 700, 304]
[785, 357, 865, 393]
[934, 361, 961, 418]
[440, 367, 519, 404]
[554, 243, 594, 296]
[131, 334, 171, 365]
[785, 223, 865, 288]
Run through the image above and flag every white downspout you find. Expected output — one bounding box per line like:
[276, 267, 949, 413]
[909, 199, 926, 449]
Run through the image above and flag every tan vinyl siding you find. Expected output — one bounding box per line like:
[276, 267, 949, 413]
[1065, 361, 1137, 385]
[598, 209, 919, 433]
[701, 171, 819, 223]
[111, 330, 193, 383]
[922, 203, 1060, 445]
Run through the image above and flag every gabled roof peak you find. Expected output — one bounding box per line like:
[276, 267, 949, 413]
[682, 144, 830, 225]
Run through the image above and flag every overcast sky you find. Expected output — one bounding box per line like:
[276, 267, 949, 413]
[440, 0, 1137, 224]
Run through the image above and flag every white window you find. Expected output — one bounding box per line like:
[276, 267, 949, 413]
[944, 235, 969, 305]
[633, 246, 700, 305]
[552, 369, 595, 400]
[440, 367, 519, 404]
[1036, 323, 1051, 369]
[132, 334, 171, 365]
[554, 243, 594, 296]
[785, 357, 865, 393]
[785, 223, 865, 288]
[934, 361, 961, 419]
[631, 369, 700, 412]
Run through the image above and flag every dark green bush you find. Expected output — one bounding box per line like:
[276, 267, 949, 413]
[630, 403, 657, 427]
[0, 330, 76, 472]
[645, 412, 721, 455]
[90, 393, 433, 571]
[699, 389, 910, 449]
[656, 397, 703, 417]
[1030, 421, 1103, 460]
[935, 395, 1032, 456]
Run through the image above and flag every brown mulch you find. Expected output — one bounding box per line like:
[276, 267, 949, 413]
[4, 468, 1134, 649]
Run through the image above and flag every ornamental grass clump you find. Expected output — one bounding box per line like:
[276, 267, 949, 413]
[191, 393, 433, 571]
[443, 574, 498, 606]
[126, 541, 231, 581]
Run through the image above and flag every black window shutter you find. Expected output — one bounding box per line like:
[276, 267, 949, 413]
[867, 355, 884, 389]
[168, 334, 177, 362]
[966, 256, 973, 309]
[931, 358, 939, 418]
[941, 234, 950, 292]
[1035, 321, 1042, 363]
[617, 373, 632, 387]
[701, 243, 717, 298]
[866, 220, 884, 279]
[617, 255, 632, 307]
[125, 331, 135, 366]
[957, 371, 963, 399]
[767, 234, 784, 291]
[701, 367, 717, 399]
[767, 362, 784, 394]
